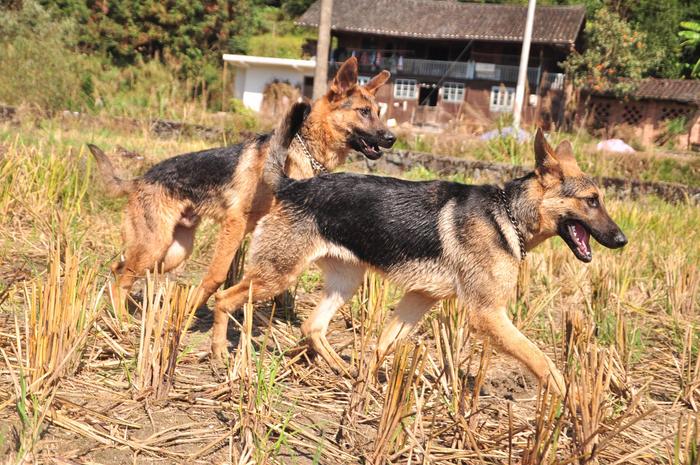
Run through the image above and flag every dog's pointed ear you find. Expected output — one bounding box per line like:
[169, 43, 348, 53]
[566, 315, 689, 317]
[533, 128, 563, 183]
[553, 139, 582, 176]
[328, 57, 358, 100]
[364, 70, 390, 95]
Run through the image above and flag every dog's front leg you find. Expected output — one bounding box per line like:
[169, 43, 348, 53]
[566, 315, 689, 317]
[470, 306, 565, 395]
[197, 216, 247, 309]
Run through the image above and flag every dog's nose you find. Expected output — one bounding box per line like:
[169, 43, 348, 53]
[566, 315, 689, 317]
[382, 131, 396, 147]
[613, 231, 628, 248]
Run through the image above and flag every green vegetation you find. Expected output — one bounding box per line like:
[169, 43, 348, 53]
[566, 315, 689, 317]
[498, 0, 700, 80]
[0, 1, 98, 111]
[613, 0, 695, 79]
[679, 20, 700, 77]
[0, 0, 313, 115]
[248, 5, 315, 59]
[562, 7, 661, 95]
[38, 0, 255, 74]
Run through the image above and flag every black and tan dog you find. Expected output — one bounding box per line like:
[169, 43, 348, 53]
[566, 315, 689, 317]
[213, 116, 628, 391]
[88, 57, 395, 311]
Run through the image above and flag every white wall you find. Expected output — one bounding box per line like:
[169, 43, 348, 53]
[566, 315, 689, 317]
[232, 65, 310, 112]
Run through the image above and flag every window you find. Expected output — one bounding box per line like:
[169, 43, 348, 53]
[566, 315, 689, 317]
[394, 79, 417, 99]
[490, 86, 515, 112]
[358, 76, 371, 86]
[442, 82, 464, 103]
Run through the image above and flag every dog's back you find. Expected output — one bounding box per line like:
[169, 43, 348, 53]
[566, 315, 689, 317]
[141, 138, 268, 205]
[274, 173, 497, 269]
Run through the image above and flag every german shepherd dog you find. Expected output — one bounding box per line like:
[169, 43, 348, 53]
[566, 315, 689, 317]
[87, 57, 395, 312]
[213, 108, 627, 391]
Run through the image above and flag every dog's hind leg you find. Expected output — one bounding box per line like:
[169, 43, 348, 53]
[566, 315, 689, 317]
[374, 291, 437, 368]
[470, 306, 565, 395]
[300, 259, 365, 376]
[211, 271, 295, 360]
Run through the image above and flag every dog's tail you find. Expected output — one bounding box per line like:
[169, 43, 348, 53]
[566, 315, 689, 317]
[263, 101, 311, 192]
[87, 144, 134, 197]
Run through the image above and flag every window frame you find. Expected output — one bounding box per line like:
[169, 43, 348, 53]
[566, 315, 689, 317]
[393, 78, 418, 100]
[442, 81, 465, 103]
[489, 86, 515, 112]
[357, 76, 371, 86]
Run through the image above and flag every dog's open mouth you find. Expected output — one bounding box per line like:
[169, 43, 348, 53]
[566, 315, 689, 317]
[359, 138, 383, 159]
[559, 220, 592, 262]
[349, 131, 389, 160]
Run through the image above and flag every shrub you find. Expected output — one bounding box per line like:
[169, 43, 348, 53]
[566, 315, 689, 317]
[0, 1, 97, 111]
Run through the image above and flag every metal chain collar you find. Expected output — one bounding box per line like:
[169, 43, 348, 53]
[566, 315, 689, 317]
[498, 188, 527, 261]
[294, 133, 328, 174]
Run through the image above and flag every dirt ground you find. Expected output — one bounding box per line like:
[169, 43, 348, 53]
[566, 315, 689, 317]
[0, 274, 690, 464]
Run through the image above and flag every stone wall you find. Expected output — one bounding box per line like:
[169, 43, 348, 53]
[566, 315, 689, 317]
[351, 150, 700, 204]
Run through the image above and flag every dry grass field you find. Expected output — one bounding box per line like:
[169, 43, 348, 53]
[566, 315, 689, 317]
[0, 114, 698, 464]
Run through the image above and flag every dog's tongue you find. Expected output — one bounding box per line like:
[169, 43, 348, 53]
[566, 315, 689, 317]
[573, 222, 590, 256]
[361, 139, 380, 155]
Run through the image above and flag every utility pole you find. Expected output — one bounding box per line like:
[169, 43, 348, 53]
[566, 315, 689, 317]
[313, 0, 333, 100]
[513, 0, 536, 131]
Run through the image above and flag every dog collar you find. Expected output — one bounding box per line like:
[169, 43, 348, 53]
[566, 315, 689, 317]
[497, 188, 527, 260]
[295, 133, 327, 174]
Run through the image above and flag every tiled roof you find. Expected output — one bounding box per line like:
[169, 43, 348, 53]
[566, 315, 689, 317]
[297, 0, 585, 45]
[590, 79, 700, 104]
[631, 79, 700, 104]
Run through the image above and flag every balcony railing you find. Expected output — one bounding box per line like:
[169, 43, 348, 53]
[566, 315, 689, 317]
[473, 61, 539, 84]
[400, 58, 471, 79]
[333, 59, 545, 85]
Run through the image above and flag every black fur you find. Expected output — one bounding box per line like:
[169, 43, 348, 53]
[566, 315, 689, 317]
[143, 134, 271, 202]
[278, 173, 502, 268]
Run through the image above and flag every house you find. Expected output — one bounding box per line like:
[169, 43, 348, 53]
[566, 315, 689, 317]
[223, 54, 316, 112]
[296, 0, 585, 128]
[581, 79, 700, 150]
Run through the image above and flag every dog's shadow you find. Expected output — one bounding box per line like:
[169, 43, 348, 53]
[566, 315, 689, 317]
[128, 290, 373, 377]
[189, 295, 301, 349]
[189, 299, 391, 382]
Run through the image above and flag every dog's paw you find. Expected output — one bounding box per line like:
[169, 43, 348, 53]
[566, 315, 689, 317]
[208, 344, 230, 379]
[546, 366, 566, 397]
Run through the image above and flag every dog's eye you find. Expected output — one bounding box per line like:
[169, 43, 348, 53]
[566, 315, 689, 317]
[586, 196, 599, 208]
[358, 107, 371, 118]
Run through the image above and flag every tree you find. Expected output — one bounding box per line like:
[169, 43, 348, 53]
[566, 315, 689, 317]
[617, 0, 685, 78]
[0, 1, 96, 110]
[679, 20, 700, 77]
[561, 7, 660, 96]
[281, 0, 314, 17]
[39, 0, 255, 78]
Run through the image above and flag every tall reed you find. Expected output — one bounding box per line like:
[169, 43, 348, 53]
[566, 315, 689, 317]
[135, 272, 201, 399]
